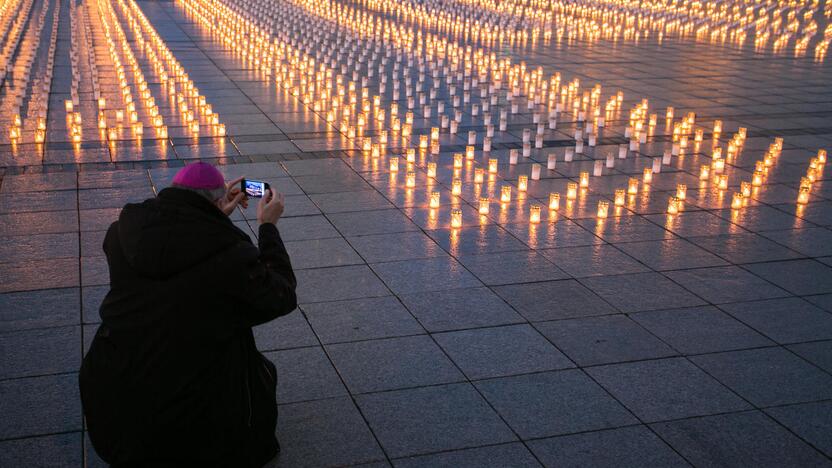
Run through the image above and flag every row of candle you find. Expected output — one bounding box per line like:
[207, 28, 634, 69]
[5, 0, 54, 143]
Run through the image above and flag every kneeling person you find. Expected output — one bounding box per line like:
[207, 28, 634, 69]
[80, 162, 297, 467]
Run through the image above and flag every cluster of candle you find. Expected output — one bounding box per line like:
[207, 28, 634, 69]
[172, 0, 823, 230]
[322, 0, 827, 60]
[2, 0, 227, 146]
[5, 0, 57, 144]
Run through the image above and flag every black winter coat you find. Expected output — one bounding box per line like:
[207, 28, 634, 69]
[80, 187, 297, 467]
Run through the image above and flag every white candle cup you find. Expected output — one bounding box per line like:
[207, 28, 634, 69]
[532, 164, 542, 180]
[652, 157, 663, 173]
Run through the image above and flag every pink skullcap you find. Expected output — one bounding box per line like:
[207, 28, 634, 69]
[172, 162, 225, 190]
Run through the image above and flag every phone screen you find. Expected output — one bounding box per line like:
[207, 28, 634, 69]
[242, 179, 269, 198]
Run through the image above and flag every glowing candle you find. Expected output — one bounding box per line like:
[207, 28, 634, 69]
[451, 208, 462, 228]
[676, 184, 687, 201]
[406, 149, 416, 163]
[797, 187, 810, 205]
[501, 186, 512, 203]
[566, 182, 578, 200]
[614, 189, 626, 206]
[667, 196, 679, 215]
[419, 135, 428, 149]
[454, 153, 463, 169]
[731, 193, 744, 210]
[452, 178, 462, 196]
[427, 162, 437, 178]
[518, 175, 528, 192]
[530, 204, 541, 223]
[549, 193, 560, 210]
[474, 168, 484, 184]
[479, 197, 490, 214]
[579, 171, 589, 188]
[713, 158, 725, 173]
[718, 174, 729, 190]
[489, 159, 498, 174]
[65, 101, 73, 112]
[406, 171, 416, 188]
[430, 191, 440, 208]
[628, 177, 639, 195]
[752, 171, 763, 187]
[597, 201, 609, 218]
[390, 157, 399, 172]
[741, 182, 752, 197]
[643, 168, 653, 184]
[819, 150, 827, 165]
[466, 146, 475, 160]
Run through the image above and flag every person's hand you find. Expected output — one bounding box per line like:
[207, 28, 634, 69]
[258, 189, 285, 225]
[219, 176, 249, 216]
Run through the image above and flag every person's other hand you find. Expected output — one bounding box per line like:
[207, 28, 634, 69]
[258, 189, 285, 225]
[219, 177, 248, 216]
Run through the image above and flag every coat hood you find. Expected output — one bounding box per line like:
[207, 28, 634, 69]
[114, 187, 249, 280]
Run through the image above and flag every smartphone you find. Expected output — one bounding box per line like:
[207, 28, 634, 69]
[241, 179, 271, 198]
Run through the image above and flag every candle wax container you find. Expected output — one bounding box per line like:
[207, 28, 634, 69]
[501, 185, 512, 203]
[676, 184, 687, 200]
[479, 197, 489, 214]
[731, 193, 744, 210]
[566, 183, 578, 200]
[489, 159, 499, 173]
[451, 208, 462, 228]
[628, 178, 639, 195]
[643, 168, 653, 184]
[530, 204, 541, 224]
[597, 201, 609, 218]
[614, 189, 626, 206]
[518, 175, 528, 192]
[427, 162, 437, 178]
[797, 187, 810, 205]
[474, 168, 484, 184]
[667, 196, 680, 215]
[579, 171, 590, 188]
[452, 179, 462, 195]
[430, 191, 441, 208]
[389, 157, 399, 172]
[549, 193, 560, 210]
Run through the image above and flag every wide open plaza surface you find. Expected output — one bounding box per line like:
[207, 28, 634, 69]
[2, 0, 832, 465]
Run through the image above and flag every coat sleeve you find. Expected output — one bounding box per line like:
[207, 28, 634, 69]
[228, 223, 298, 327]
